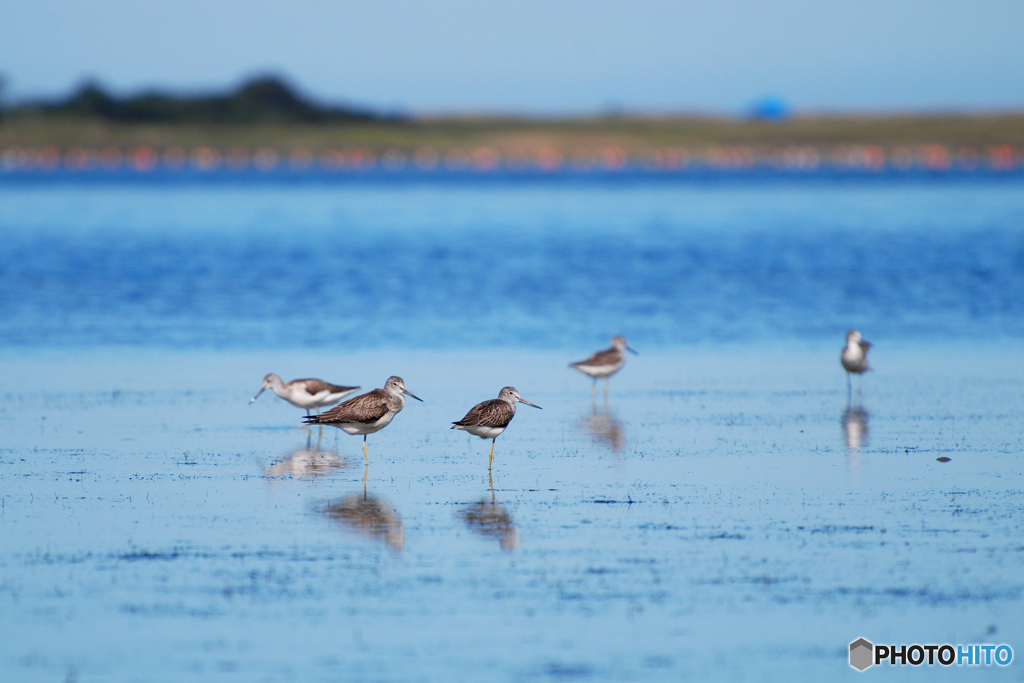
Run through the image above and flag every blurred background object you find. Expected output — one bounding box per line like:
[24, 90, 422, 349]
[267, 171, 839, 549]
[1, 1, 1021, 166]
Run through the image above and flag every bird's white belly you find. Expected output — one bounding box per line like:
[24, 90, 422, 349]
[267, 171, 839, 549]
[457, 424, 506, 440]
[279, 387, 319, 409]
[841, 348, 867, 373]
[576, 361, 624, 379]
[339, 410, 396, 436]
[311, 391, 348, 409]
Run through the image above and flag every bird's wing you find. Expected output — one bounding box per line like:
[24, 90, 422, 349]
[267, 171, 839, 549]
[314, 389, 390, 424]
[299, 378, 359, 395]
[570, 348, 618, 368]
[453, 399, 513, 428]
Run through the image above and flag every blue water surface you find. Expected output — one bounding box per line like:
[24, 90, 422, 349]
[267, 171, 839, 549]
[3, 176, 1024, 682]
[2, 176, 1023, 349]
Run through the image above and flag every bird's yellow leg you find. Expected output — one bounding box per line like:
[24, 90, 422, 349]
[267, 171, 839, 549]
[488, 439, 495, 469]
[363, 436, 369, 465]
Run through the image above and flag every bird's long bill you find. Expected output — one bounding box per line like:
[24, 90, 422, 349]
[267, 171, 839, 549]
[520, 398, 543, 409]
[403, 389, 424, 402]
[861, 341, 872, 350]
[249, 387, 265, 403]
[626, 346, 639, 355]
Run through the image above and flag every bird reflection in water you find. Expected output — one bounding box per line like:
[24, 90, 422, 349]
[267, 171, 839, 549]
[321, 465, 404, 551]
[263, 431, 346, 479]
[578, 397, 625, 453]
[458, 471, 519, 552]
[842, 407, 870, 451]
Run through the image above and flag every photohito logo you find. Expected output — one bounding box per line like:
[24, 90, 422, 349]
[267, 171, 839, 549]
[849, 638, 1012, 671]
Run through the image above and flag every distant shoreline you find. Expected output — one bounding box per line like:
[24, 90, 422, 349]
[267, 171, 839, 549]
[2, 114, 1021, 175]
[2, 76, 1020, 166]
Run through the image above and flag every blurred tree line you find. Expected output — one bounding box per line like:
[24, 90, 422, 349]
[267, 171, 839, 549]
[0, 75, 392, 125]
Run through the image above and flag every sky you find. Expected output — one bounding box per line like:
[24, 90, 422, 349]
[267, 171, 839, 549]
[2, 0, 1023, 114]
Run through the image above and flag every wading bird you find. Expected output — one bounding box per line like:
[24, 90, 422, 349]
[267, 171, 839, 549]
[303, 376, 421, 463]
[841, 330, 872, 401]
[250, 374, 359, 416]
[569, 336, 638, 395]
[452, 387, 541, 468]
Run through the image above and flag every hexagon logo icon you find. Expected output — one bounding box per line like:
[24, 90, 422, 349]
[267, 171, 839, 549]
[849, 638, 874, 671]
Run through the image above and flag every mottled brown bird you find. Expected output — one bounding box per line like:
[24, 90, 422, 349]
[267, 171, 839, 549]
[452, 387, 541, 467]
[304, 376, 422, 462]
[569, 335, 638, 394]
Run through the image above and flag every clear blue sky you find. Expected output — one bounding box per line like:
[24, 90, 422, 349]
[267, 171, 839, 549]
[2, 0, 1023, 114]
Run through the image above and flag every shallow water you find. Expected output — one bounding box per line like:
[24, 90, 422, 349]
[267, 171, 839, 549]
[1, 177, 1024, 680]
[2, 344, 1023, 681]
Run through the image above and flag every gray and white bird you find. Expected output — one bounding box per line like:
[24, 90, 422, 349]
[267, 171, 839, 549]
[452, 387, 542, 468]
[303, 376, 422, 463]
[841, 330, 872, 400]
[250, 373, 360, 416]
[569, 335, 638, 394]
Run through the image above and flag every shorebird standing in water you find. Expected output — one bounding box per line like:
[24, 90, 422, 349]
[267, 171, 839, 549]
[569, 335, 638, 395]
[451, 387, 542, 469]
[303, 376, 422, 463]
[250, 373, 359, 416]
[841, 330, 872, 401]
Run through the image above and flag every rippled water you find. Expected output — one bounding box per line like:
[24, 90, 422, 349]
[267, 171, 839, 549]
[3, 345, 1023, 681]
[2, 178, 1024, 347]
[1, 177, 1023, 681]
